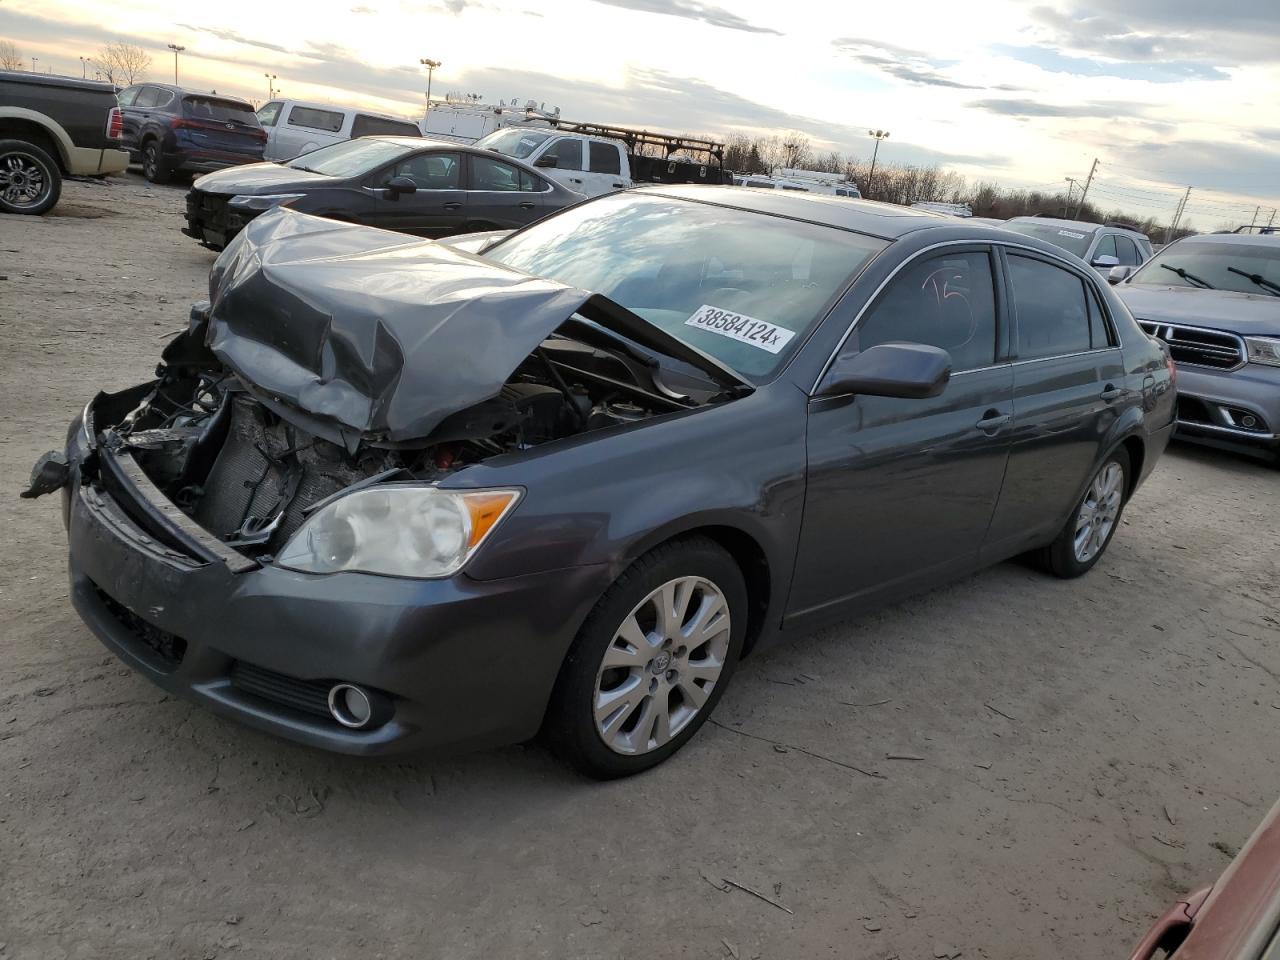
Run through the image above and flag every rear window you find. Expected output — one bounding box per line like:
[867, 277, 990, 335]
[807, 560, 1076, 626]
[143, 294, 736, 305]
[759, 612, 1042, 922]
[1002, 221, 1096, 259]
[351, 114, 422, 138]
[288, 106, 344, 133]
[184, 97, 259, 125]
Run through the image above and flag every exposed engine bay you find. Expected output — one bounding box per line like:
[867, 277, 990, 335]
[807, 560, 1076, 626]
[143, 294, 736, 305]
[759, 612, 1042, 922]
[97, 321, 736, 561]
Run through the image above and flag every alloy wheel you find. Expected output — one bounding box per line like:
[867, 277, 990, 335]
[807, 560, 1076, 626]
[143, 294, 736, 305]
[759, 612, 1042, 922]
[0, 152, 50, 210]
[143, 146, 157, 180]
[1073, 461, 1124, 563]
[593, 576, 731, 756]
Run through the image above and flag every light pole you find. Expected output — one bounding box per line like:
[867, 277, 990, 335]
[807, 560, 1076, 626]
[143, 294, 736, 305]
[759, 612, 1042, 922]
[30, 56, 38, 73]
[80, 56, 89, 78]
[866, 129, 889, 199]
[420, 58, 441, 105]
[167, 44, 185, 84]
[265, 73, 277, 99]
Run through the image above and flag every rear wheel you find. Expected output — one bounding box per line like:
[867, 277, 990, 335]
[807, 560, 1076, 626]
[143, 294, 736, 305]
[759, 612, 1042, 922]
[141, 141, 172, 184]
[1035, 448, 1130, 578]
[0, 140, 61, 215]
[544, 537, 747, 779]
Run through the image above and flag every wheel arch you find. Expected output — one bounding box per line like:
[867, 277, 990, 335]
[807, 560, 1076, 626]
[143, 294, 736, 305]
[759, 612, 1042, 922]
[621, 521, 776, 658]
[1119, 433, 1145, 499]
[0, 110, 72, 172]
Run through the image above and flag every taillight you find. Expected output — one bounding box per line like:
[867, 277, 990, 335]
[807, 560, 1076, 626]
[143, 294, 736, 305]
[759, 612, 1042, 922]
[105, 107, 122, 140]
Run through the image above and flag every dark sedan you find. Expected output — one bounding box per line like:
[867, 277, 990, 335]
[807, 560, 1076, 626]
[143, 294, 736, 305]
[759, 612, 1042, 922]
[182, 135, 585, 249]
[26, 188, 1175, 779]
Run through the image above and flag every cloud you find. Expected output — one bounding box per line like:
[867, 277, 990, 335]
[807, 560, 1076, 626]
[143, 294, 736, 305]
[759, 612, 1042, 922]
[1109, 137, 1280, 201]
[349, 4, 375, 12]
[588, 0, 781, 35]
[1024, 1, 1280, 68]
[994, 43, 1228, 81]
[832, 39, 981, 90]
[176, 23, 293, 55]
[968, 97, 1148, 118]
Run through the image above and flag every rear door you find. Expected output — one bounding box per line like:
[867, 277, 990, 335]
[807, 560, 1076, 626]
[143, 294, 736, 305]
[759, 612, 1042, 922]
[582, 139, 627, 195]
[983, 249, 1127, 557]
[370, 149, 465, 235]
[278, 104, 344, 159]
[789, 246, 1015, 618]
[180, 96, 265, 159]
[464, 153, 546, 228]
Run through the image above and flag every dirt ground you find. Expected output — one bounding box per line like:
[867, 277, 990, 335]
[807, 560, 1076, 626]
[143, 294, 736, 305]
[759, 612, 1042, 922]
[1, 176, 1278, 960]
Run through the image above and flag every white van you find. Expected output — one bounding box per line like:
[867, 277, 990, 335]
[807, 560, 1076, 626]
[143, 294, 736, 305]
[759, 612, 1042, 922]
[256, 100, 422, 161]
[421, 98, 561, 144]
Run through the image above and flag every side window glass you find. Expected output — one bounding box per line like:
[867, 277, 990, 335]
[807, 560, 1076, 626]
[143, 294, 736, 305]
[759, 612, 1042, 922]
[1086, 287, 1113, 348]
[1008, 255, 1091, 360]
[256, 102, 283, 127]
[389, 152, 460, 189]
[518, 169, 543, 192]
[288, 106, 344, 133]
[469, 155, 522, 191]
[117, 86, 140, 107]
[1093, 233, 1117, 261]
[846, 251, 998, 373]
[543, 138, 583, 171]
[1116, 235, 1140, 266]
[134, 87, 161, 108]
[589, 141, 621, 175]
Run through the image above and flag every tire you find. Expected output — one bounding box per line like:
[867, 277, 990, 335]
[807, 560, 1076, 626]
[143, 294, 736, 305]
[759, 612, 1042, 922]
[1034, 447, 1131, 579]
[544, 537, 748, 779]
[141, 141, 172, 184]
[0, 139, 61, 216]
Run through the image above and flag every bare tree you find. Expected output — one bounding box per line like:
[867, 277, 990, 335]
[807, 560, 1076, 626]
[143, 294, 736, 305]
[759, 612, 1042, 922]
[95, 41, 151, 86]
[1, 39, 24, 71]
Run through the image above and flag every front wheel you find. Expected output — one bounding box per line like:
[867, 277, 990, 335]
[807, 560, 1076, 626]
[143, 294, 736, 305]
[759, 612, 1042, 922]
[1036, 447, 1131, 578]
[0, 140, 61, 215]
[544, 537, 747, 779]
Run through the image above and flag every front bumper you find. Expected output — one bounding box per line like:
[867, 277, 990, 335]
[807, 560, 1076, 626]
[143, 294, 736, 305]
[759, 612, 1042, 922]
[182, 189, 258, 248]
[60, 412, 607, 756]
[65, 145, 130, 177]
[1171, 363, 1280, 456]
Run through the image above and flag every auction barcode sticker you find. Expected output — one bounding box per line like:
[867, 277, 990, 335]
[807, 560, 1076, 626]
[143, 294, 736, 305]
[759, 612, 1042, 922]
[1058, 229, 1087, 239]
[684, 305, 796, 354]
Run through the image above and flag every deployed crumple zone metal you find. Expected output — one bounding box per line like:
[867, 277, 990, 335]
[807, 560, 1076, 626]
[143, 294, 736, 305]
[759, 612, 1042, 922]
[204, 208, 741, 446]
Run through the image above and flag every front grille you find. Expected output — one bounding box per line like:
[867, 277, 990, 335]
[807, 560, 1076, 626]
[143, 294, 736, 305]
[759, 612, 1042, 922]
[230, 661, 332, 720]
[1138, 320, 1245, 370]
[93, 582, 188, 670]
[184, 188, 233, 239]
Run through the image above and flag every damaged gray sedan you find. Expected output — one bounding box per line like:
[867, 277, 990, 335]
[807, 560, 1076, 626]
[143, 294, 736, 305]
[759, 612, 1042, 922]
[26, 187, 1174, 778]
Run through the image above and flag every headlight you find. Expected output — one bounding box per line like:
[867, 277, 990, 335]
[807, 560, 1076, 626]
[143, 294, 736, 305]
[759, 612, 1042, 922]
[1244, 336, 1280, 367]
[276, 485, 520, 578]
[227, 193, 305, 211]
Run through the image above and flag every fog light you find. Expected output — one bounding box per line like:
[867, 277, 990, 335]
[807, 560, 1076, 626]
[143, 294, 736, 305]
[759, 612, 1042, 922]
[328, 683, 373, 728]
[1240, 414, 1258, 429]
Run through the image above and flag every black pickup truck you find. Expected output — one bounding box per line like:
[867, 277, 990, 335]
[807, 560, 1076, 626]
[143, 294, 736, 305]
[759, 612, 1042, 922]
[0, 70, 128, 215]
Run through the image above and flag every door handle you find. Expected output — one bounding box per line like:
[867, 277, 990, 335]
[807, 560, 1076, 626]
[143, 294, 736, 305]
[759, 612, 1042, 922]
[975, 411, 1011, 435]
[443, 201, 462, 210]
[518, 201, 535, 209]
[611, 182, 624, 189]
[570, 178, 583, 184]
[1100, 385, 1123, 403]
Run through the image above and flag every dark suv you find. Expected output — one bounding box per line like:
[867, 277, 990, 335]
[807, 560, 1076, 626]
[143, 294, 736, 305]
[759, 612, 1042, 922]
[117, 83, 265, 183]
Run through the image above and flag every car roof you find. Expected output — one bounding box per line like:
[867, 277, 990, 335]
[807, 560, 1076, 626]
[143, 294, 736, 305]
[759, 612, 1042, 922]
[631, 185, 957, 240]
[1007, 215, 1150, 238]
[1178, 232, 1280, 247]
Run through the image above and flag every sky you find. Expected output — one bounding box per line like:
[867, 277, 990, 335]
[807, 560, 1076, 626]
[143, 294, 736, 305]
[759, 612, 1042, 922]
[4, 0, 1278, 228]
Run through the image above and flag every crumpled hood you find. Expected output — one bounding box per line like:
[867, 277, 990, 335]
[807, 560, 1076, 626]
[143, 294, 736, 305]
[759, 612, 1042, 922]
[205, 207, 603, 446]
[204, 208, 741, 447]
[1117, 283, 1280, 336]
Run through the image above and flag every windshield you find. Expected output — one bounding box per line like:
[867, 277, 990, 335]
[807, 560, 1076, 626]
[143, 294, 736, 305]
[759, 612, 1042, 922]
[486, 193, 886, 380]
[285, 138, 414, 176]
[475, 128, 552, 159]
[1002, 221, 1095, 258]
[1130, 240, 1280, 296]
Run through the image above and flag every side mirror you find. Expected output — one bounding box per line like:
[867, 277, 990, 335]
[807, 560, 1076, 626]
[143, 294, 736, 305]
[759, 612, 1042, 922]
[534, 155, 558, 168]
[385, 175, 418, 196]
[1091, 254, 1120, 268]
[816, 342, 952, 400]
[1108, 265, 1136, 285]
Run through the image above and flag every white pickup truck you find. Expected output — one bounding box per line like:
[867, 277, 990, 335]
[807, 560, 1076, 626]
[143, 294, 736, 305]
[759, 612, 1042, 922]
[473, 122, 732, 199]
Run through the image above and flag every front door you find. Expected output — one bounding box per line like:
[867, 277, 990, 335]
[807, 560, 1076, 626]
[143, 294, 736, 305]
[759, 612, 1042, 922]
[789, 247, 1014, 620]
[370, 150, 466, 236]
[537, 136, 588, 194]
[983, 249, 1127, 556]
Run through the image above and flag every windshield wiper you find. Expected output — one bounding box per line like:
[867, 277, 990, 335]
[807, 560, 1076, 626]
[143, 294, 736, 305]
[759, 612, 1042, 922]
[1160, 263, 1214, 289]
[1226, 265, 1280, 297]
[290, 165, 317, 174]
